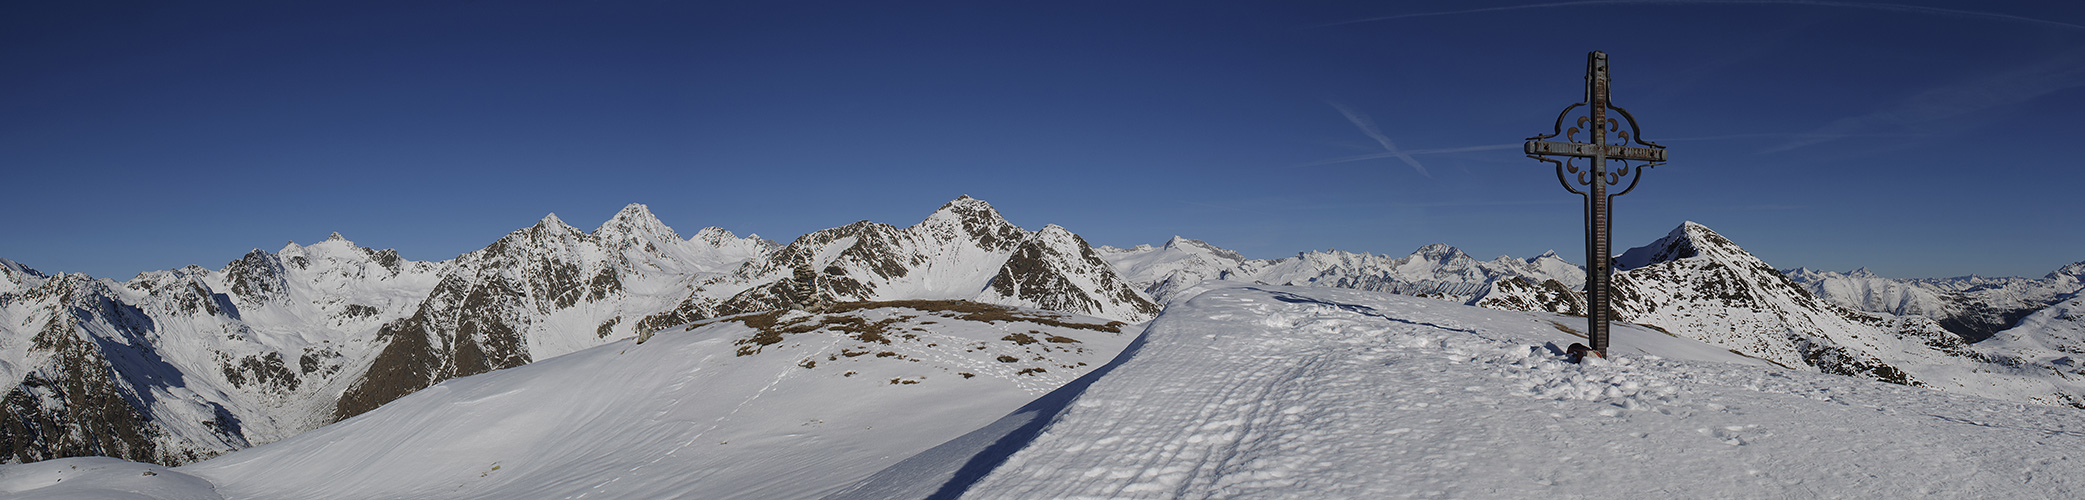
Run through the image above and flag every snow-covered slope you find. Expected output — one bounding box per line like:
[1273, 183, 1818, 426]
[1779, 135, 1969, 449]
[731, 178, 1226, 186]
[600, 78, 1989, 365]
[0, 197, 1155, 467]
[1982, 294, 2085, 366]
[15, 285, 2085, 499]
[1608, 222, 2085, 406]
[839, 284, 2085, 499]
[1104, 222, 2085, 408]
[0, 301, 1132, 500]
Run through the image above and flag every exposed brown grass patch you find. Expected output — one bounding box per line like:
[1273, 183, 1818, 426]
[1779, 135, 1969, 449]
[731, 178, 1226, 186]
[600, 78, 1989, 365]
[826, 300, 1125, 332]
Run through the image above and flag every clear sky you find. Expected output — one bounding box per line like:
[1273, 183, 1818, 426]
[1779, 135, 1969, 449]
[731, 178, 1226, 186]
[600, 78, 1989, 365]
[4, 1, 2081, 281]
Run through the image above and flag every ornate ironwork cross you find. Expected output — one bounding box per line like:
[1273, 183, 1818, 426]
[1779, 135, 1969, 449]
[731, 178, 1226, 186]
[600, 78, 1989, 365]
[1524, 51, 1668, 359]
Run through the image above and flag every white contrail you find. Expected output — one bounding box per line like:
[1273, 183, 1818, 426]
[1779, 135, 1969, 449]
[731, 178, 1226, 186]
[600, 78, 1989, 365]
[1292, 144, 1520, 169]
[1327, 101, 1431, 177]
[1319, 0, 2085, 31]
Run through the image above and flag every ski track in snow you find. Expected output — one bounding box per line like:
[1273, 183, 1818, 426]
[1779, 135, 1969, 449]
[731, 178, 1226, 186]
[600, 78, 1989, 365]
[957, 285, 2085, 499]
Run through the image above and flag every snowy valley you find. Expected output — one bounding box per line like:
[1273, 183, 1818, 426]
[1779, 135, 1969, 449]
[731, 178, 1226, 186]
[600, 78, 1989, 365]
[3, 196, 2083, 499]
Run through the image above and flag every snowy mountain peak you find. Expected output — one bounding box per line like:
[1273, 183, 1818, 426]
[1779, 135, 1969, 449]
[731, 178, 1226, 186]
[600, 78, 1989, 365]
[1414, 243, 1468, 262]
[2050, 261, 2085, 281]
[1614, 221, 1751, 270]
[1, 257, 45, 281]
[326, 232, 346, 242]
[691, 226, 738, 245]
[595, 203, 677, 241]
[926, 195, 1005, 221]
[534, 213, 570, 230]
[1161, 236, 1248, 263]
[918, 196, 1023, 252]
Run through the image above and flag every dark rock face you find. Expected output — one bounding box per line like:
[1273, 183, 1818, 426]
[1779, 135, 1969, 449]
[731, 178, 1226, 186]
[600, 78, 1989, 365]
[992, 241, 1104, 315]
[224, 250, 288, 305]
[335, 273, 536, 421]
[1474, 278, 1587, 317]
[987, 228, 1160, 320]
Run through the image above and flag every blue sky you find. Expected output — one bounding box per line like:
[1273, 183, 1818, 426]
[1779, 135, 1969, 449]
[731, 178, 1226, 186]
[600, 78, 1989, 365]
[4, 1, 2081, 280]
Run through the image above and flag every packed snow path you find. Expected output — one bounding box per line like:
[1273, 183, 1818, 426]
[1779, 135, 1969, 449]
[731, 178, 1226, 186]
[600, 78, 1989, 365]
[942, 285, 2085, 499]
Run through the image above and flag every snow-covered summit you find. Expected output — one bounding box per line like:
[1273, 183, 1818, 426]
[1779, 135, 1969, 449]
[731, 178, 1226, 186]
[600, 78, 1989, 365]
[1612, 220, 1742, 270]
[593, 203, 680, 247]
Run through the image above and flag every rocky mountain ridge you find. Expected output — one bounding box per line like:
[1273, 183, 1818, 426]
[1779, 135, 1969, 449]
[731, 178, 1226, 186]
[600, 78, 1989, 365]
[1095, 238, 1586, 306]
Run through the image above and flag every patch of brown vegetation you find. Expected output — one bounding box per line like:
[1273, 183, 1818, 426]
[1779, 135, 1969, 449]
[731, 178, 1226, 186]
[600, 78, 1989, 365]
[1015, 367, 1047, 376]
[996, 355, 1019, 363]
[1002, 333, 1039, 345]
[825, 300, 1125, 332]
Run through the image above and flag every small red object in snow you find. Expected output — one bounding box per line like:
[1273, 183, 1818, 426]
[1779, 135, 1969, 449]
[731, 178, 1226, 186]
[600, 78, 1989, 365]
[1567, 343, 1604, 363]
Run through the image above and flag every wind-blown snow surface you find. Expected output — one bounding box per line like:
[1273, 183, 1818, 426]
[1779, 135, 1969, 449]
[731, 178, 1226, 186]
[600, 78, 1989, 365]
[841, 285, 2085, 499]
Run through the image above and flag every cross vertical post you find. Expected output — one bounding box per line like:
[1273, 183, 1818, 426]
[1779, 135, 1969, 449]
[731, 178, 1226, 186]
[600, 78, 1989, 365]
[1523, 51, 1669, 359]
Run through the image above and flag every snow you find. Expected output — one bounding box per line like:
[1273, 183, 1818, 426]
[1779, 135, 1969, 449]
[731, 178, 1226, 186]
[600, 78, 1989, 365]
[843, 284, 2085, 498]
[13, 284, 2085, 498]
[160, 303, 1133, 499]
[0, 457, 220, 500]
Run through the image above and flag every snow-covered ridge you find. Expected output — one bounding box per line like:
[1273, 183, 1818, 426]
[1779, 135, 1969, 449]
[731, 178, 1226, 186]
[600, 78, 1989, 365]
[11, 269, 2085, 499]
[152, 301, 1131, 499]
[1097, 236, 1584, 306]
[1104, 222, 2085, 408]
[1787, 259, 2085, 343]
[0, 197, 1154, 468]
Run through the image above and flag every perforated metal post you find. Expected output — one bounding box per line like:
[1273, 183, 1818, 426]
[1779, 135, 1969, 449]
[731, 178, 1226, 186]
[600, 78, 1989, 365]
[1523, 51, 1670, 358]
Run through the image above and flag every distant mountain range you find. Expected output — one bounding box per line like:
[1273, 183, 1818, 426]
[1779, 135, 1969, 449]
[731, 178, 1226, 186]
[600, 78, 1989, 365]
[2, 196, 2079, 468]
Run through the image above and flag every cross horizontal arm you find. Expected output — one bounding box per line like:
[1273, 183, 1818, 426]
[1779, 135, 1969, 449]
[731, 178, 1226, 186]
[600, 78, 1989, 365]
[1524, 141, 1666, 162]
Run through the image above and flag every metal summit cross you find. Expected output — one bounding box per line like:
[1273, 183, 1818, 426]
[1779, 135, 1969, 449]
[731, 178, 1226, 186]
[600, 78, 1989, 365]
[1524, 51, 1669, 360]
